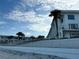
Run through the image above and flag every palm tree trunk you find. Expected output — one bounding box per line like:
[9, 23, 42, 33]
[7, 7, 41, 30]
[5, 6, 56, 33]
[54, 18, 59, 38]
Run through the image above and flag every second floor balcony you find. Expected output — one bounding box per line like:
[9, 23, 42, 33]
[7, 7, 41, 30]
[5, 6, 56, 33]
[63, 28, 79, 32]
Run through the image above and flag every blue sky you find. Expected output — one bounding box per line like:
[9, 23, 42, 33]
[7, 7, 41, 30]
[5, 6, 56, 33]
[0, 0, 79, 37]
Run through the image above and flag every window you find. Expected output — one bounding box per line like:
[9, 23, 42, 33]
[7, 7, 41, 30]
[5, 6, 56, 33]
[69, 24, 78, 29]
[70, 33, 79, 38]
[68, 15, 75, 19]
[61, 15, 64, 23]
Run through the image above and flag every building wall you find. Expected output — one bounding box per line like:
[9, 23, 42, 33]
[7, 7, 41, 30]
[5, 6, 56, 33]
[61, 13, 79, 38]
[47, 11, 79, 39]
[62, 13, 79, 29]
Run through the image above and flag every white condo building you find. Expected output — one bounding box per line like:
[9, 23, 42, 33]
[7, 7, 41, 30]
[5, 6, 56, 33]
[47, 10, 79, 39]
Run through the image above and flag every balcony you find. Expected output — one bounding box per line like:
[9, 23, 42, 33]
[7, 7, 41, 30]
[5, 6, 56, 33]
[63, 29, 79, 32]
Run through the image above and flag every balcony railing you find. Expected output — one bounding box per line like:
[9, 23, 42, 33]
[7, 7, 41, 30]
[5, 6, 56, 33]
[63, 28, 79, 32]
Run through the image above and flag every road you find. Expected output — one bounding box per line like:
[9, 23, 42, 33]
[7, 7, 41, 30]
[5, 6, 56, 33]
[0, 46, 79, 59]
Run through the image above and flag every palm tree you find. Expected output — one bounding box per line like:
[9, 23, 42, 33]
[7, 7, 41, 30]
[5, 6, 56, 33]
[30, 36, 36, 40]
[16, 32, 25, 40]
[8, 36, 14, 39]
[49, 10, 61, 38]
[37, 35, 45, 40]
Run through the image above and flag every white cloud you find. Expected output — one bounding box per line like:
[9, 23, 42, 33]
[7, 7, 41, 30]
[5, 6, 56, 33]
[29, 23, 50, 33]
[20, 0, 79, 10]
[53, 0, 79, 10]
[24, 32, 31, 36]
[6, 10, 40, 23]
[5, 9, 52, 36]
[36, 5, 52, 13]
[10, 26, 32, 36]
